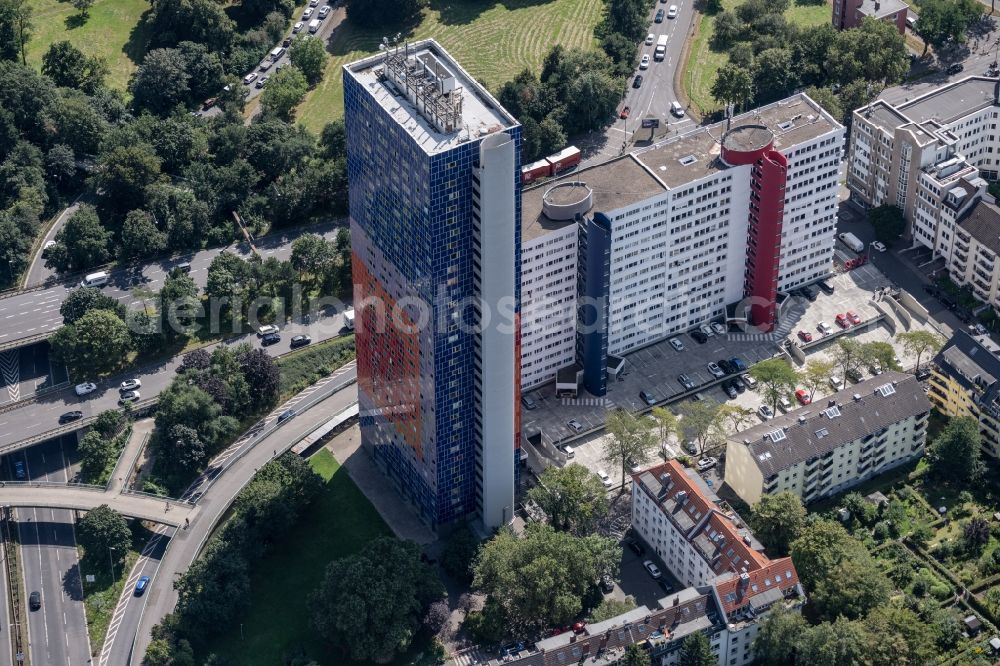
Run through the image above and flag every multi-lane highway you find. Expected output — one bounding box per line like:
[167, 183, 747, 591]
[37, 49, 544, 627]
[14, 437, 90, 666]
[0, 220, 343, 352]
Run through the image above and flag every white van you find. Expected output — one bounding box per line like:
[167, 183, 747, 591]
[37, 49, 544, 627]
[670, 101, 685, 117]
[79, 271, 109, 288]
[308, 18, 321, 33]
[343, 307, 355, 330]
[654, 34, 668, 61]
[269, 46, 285, 60]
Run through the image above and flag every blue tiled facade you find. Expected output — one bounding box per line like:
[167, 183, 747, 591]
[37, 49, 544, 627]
[577, 213, 612, 397]
[344, 68, 521, 529]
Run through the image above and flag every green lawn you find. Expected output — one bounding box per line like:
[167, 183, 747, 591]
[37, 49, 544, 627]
[25, 0, 151, 91]
[295, 0, 604, 133]
[203, 449, 393, 664]
[276, 334, 356, 400]
[682, 0, 832, 115]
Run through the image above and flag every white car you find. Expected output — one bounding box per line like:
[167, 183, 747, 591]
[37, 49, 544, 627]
[778, 395, 793, 412]
[42, 240, 56, 256]
[643, 560, 662, 579]
[639, 54, 650, 69]
[645, 33, 655, 45]
[567, 419, 584, 432]
[707, 362, 725, 378]
[302, 7, 314, 18]
[74, 382, 97, 396]
[560, 444, 575, 458]
[597, 470, 614, 488]
[243, 72, 258, 85]
[309, 0, 318, 5]
[292, 21, 303, 32]
[119, 378, 141, 392]
[699, 323, 714, 338]
[119, 390, 141, 404]
[817, 321, 832, 336]
[757, 405, 774, 420]
[667, 4, 678, 18]
[257, 324, 279, 336]
[829, 375, 844, 389]
[669, 337, 684, 352]
[319, 5, 331, 18]
[871, 240, 887, 252]
[697, 457, 717, 472]
[711, 322, 726, 336]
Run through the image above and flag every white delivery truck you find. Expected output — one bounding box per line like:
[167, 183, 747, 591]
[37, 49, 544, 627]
[838, 232, 865, 253]
[654, 35, 668, 61]
[343, 307, 355, 330]
[308, 18, 321, 33]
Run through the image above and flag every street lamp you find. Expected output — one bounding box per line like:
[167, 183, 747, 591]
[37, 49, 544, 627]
[107, 546, 116, 581]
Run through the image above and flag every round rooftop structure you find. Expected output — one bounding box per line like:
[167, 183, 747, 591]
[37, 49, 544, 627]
[542, 181, 593, 221]
[721, 124, 775, 166]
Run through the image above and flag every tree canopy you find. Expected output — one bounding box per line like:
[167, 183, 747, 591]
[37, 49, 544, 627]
[527, 463, 610, 534]
[750, 491, 807, 557]
[77, 504, 131, 565]
[927, 416, 983, 484]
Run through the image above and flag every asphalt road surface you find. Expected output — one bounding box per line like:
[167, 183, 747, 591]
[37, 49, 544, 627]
[23, 197, 87, 290]
[0, 220, 343, 352]
[15, 438, 89, 666]
[0, 309, 352, 453]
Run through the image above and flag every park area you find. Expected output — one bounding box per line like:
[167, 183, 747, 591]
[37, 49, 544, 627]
[295, 0, 604, 132]
[682, 0, 831, 115]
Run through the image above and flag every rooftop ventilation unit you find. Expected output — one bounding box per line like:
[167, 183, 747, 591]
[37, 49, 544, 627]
[777, 121, 794, 131]
[678, 155, 697, 166]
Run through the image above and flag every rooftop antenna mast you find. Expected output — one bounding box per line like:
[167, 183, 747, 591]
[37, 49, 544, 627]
[726, 102, 734, 132]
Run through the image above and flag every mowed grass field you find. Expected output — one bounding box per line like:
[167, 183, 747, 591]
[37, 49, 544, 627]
[682, 0, 831, 115]
[296, 0, 604, 133]
[25, 0, 151, 91]
[203, 448, 394, 664]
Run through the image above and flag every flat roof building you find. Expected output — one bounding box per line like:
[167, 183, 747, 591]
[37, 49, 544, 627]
[725, 372, 931, 506]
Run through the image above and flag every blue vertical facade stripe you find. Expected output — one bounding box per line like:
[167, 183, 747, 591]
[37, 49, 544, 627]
[577, 213, 612, 397]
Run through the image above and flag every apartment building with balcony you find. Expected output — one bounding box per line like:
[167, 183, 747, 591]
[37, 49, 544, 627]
[949, 197, 1000, 309]
[929, 330, 1000, 458]
[725, 372, 931, 506]
[520, 93, 844, 391]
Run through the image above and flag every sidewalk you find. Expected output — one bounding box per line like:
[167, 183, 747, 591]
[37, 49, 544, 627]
[108, 418, 154, 493]
[325, 425, 435, 545]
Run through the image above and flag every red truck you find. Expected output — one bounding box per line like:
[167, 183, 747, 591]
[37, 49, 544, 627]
[519, 146, 582, 184]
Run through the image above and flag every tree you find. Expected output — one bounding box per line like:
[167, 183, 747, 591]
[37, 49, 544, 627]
[260, 65, 308, 120]
[46, 144, 77, 188]
[41, 41, 107, 93]
[441, 524, 480, 582]
[93, 143, 162, 215]
[717, 404, 755, 433]
[827, 17, 908, 86]
[50, 309, 133, 377]
[963, 517, 990, 554]
[121, 209, 167, 259]
[831, 338, 864, 383]
[897, 330, 943, 373]
[711, 63, 754, 111]
[927, 416, 983, 483]
[863, 604, 936, 666]
[804, 86, 842, 121]
[45, 204, 112, 272]
[712, 11, 743, 47]
[71, 0, 94, 18]
[289, 36, 328, 86]
[77, 504, 131, 565]
[868, 204, 906, 247]
[753, 606, 807, 666]
[590, 597, 637, 622]
[619, 643, 651, 666]
[859, 341, 900, 373]
[473, 524, 619, 632]
[916, 0, 983, 54]
[650, 406, 678, 452]
[290, 233, 334, 286]
[795, 617, 871, 666]
[159, 272, 201, 340]
[604, 410, 657, 488]
[163, 424, 207, 478]
[237, 347, 280, 411]
[679, 398, 725, 456]
[750, 358, 798, 412]
[800, 359, 834, 400]
[679, 632, 714, 666]
[564, 69, 621, 134]
[837, 79, 877, 126]
[752, 48, 796, 103]
[129, 48, 191, 115]
[79, 430, 114, 482]
[750, 491, 807, 557]
[0, 0, 32, 64]
[60, 287, 126, 324]
[527, 464, 610, 534]
[309, 537, 443, 664]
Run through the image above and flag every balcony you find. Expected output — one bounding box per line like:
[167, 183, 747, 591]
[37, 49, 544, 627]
[955, 251, 969, 265]
[857, 461, 871, 474]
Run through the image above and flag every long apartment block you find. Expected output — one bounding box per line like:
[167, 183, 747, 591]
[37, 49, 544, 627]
[929, 329, 1000, 458]
[521, 94, 845, 391]
[725, 372, 931, 506]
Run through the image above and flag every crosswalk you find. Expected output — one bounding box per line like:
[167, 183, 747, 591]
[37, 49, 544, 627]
[0, 350, 18, 402]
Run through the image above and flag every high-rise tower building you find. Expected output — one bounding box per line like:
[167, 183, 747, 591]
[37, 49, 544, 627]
[344, 40, 521, 530]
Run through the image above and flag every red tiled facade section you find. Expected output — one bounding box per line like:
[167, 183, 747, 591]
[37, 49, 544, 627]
[353, 253, 423, 459]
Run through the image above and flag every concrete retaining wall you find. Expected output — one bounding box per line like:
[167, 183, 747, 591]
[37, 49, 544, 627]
[896, 290, 928, 323]
[872, 300, 898, 334]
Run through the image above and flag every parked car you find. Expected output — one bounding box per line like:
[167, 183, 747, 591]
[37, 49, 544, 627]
[319, 5, 331, 17]
[119, 378, 141, 392]
[119, 390, 141, 404]
[829, 375, 844, 389]
[599, 575, 615, 593]
[757, 405, 774, 420]
[691, 330, 708, 344]
[699, 323, 715, 338]
[521, 394, 537, 410]
[627, 539, 644, 556]
[567, 419, 584, 432]
[41, 239, 56, 256]
[290, 334, 312, 348]
[243, 72, 258, 85]
[729, 357, 748, 372]
[803, 285, 819, 301]
[134, 576, 150, 596]
[711, 322, 726, 336]
[795, 389, 811, 405]
[696, 457, 717, 472]
[870, 362, 884, 376]
[59, 410, 83, 424]
[13, 461, 25, 480]
[633, 74, 643, 88]
[75, 382, 97, 396]
[669, 337, 684, 351]
[302, 7, 314, 18]
[778, 395, 792, 412]
[658, 579, 674, 594]
[640, 390, 656, 406]
[817, 321, 832, 335]
[846, 368, 864, 383]
[718, 359, 736, 375]
[255, 75, 269, 89]
[742, 374, 758, 389]
[261, 332, 281, 346]
[257, 324, 279, 336]
[670, 100, 685, 117]
[639, 54, 650, 70]
[731, 378, 746, 393]
[835, 313, 850, 328]
[596, 470, 613, 489]
[797, 330, 813, 343]
[643, 560, 662, 578]
[677, 374, 695, 390]
[292, 21, 304, 32]
[707, 362, 725, 378]
[723, 382, 737, 399]
[817, 279, 835, 295]
[282, 37, 292, 47]
[654, 8, 664, 22]
[560, 444, 575, 458]
[847, 310, 862, 325]
[947, 62, 964, 74]
[871, 241, 887, 252]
